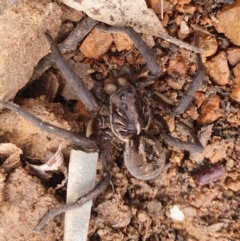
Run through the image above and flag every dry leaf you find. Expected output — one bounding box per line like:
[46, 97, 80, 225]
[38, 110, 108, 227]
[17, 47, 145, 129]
[61, 0, 165, 35]
[61, 0, 202, 52]
[27, 144, 64, 179]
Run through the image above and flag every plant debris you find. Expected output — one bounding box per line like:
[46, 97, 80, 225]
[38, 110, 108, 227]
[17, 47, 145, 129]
[27, 144, 64, 180]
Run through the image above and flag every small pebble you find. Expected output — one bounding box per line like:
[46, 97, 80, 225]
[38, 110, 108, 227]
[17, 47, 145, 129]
[80, 27, 113, 59]
[179, 20, 190, 35]
[199, 35, 218, 59]
[169, 205, 185, 221]
[205, 51, 230, 86]
[167, 56, 189, 77]
[225, 178, 240, 192]
[227, 48, 240, 66]
[137, 211, 148, 222]
[233, 62, 240, 78]
[230, 80, 240, 103]
[197, 95, 223, 125]
[215, 1, 240, 46]
[113, 32, 133, 51]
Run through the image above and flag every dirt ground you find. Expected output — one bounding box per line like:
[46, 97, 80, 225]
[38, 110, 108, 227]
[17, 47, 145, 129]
[1, 1, 240, 241]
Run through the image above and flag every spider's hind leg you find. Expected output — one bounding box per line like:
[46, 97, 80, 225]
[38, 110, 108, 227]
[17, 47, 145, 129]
[35, 136, 114, 232]
[173, 34, 205, 114]
[97, 25, 161, 88]
[154, 113, 203, 153]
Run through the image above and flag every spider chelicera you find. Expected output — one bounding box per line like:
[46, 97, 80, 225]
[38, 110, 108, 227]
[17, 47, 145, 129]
[0, 25, 205, 231]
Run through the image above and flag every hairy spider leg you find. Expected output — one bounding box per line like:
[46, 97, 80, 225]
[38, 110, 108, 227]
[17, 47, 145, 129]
[151, 34, 206, 114]
[173, 35, 205, 114]
[97, 25, 161, 86]
[45, 33, 100, 116]
[35, 137, 114, 232]
[154, 113, 204, 153]
[0, 101, 97, 151]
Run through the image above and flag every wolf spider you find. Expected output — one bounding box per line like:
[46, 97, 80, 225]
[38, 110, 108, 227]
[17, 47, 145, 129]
[0, 25, 205, 231]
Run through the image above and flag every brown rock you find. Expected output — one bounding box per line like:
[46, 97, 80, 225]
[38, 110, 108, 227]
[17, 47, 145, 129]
[199, 35, 218, 59]
[61, 4, 83, 22]
[200, 15, 212, 26]
[204, 138, 234, 163]
[113, 32, 133, 51]
[176, 4, 196, 14]
[186, 106, 199, 120]
[215, 0, 240, 46]
[225, 178, 240, 192]
[227, 109, 240, 127]
[80, 27, 113, 59]
[111, 56, 125, 67]
[0, 1, 62, 101]
[233, 62, 240, 79]
[230, 80, 240, 103]
[194, 92, 205, 108]
[126, 53, 135, 65]
[166, 77, 185, 90]
[178, 0, 191, 4]
[167, 55, 189, 77]
[74, 100, 91, 119]
[227, 48, 240, 66]
[178, 20, 190, 39]
[197, 95, 223, 125]
[175, 15, 184, 26]
[205, 51, 230, 85]
[147, 0, 162, 14]
[230, 63, 240, 102]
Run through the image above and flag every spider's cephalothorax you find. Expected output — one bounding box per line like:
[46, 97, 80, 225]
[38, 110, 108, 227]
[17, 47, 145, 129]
[0, 25, 205, 231]
[108, 78, 150, 141]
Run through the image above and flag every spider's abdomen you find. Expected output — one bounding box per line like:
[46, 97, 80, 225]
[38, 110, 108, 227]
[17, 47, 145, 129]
[109, 85, 150, 141]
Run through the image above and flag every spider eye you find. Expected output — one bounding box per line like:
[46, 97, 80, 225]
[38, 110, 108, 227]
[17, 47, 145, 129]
[122, 103, 128, 110]
[120, 93, 125, 99]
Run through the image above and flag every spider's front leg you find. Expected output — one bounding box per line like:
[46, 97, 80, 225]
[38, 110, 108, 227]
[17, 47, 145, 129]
[1, 33, 103, 150]
[45, 33, 101, 116]
[0, 101, 98, 151]
[35, 136, 114, 232]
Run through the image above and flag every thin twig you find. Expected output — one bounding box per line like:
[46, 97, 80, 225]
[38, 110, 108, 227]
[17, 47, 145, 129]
[98, 24, 203, 53]
[143, 216, 150, 241]
[191, 24, 215, 37]
[156, 31, 204, 53]
[160, 0, 163, 20]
